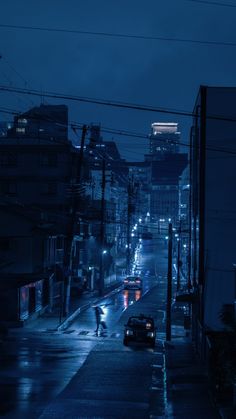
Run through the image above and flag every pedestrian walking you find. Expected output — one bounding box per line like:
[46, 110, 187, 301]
[94, 305, 107, 334]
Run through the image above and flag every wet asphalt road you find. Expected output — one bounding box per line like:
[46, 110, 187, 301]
[0, 235, 169, 418]
[0, 328, 97, 418]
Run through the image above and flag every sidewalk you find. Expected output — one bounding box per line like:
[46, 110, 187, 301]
[24, 281, 123, 332]
[165, 332, 220, 418]
[166, 314, 235, 419]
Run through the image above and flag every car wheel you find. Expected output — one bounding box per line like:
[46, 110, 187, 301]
[123, 338, 129, 346]
[150, 339, 155, 348]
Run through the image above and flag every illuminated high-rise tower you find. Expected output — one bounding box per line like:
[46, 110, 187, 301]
[150, 122, 180, 156]
[145, 122, 187, 224]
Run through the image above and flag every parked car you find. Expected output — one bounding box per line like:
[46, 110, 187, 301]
[123, 275, 142, 290]
[123, 314, 156, 347]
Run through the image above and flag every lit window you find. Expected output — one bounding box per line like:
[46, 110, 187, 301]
[16, 127, 25, 133]
[18, 118, 28, 124]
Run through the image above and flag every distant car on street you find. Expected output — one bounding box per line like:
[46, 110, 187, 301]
[123, 314, 156, 347]
[123, 275, 142, 290]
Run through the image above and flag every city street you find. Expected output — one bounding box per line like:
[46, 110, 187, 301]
[1, 5, 235, 416]
[0, 235, 170, 418]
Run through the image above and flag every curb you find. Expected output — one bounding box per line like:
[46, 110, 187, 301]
[57, 284, 123, 331]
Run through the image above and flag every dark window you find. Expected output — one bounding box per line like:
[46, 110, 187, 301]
[40, 153, 57, 167]
[0, 181, 17, 195]
[56, 236, 64, 249]
[0, 152, 17, 167]
[41, 183, 57, 195]
[0, 239, 10, 251]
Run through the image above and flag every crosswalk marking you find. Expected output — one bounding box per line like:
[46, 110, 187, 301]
[75, 330, 121, 338]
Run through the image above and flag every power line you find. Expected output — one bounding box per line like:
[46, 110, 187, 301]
[0, 107, 19, 115]
[1, 104, 236, 156]
[0, 54, 36, 107]
[0, 84, 194, 118]
[0, 23, 236, 48]
[2, 84, 236, 124]
[185, 0, 236, 8]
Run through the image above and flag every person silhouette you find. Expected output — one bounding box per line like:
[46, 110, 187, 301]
[94, 306, 107, 334]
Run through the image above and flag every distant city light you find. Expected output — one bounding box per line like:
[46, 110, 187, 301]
[152, 122, 178, 135]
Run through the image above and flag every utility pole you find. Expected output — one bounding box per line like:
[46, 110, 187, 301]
[63, 124, 87, 316]
[166, 222, 173, 341]
[188, 127, 193, 291]
[99, 158, 106, 296]
[176, 219, 182, 292]
[126, 177, 133, 275]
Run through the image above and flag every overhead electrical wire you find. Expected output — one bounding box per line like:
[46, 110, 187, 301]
[0, 85, 195, 118]
[0, 23, 235, 48]
[2, 84, 236, 125]
[0, 104, 236, 156]
[0, 54, 36, 107]
[185, 0, 236, 8]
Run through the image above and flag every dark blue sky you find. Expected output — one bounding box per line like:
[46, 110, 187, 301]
[0, 0, 236, 160]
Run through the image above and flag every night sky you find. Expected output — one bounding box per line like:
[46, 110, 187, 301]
[0, 0, 236, 160]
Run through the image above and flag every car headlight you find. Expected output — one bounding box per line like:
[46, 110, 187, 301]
[147, 332, 154, 337]
[126, 330, 134, 336]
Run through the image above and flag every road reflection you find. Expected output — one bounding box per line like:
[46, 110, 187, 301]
[123, 289, 142, 309]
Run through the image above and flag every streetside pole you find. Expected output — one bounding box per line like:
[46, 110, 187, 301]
[166, 222, 173, 341]
[188, 126, 193, 291]
[177, 237, 180, 292]
[176, 219, 182, 292]
[126, 179, 131, 275]
[99, 158, 106, 296]
[63, 124, 87, 316]
[126, 176, 134, 275]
